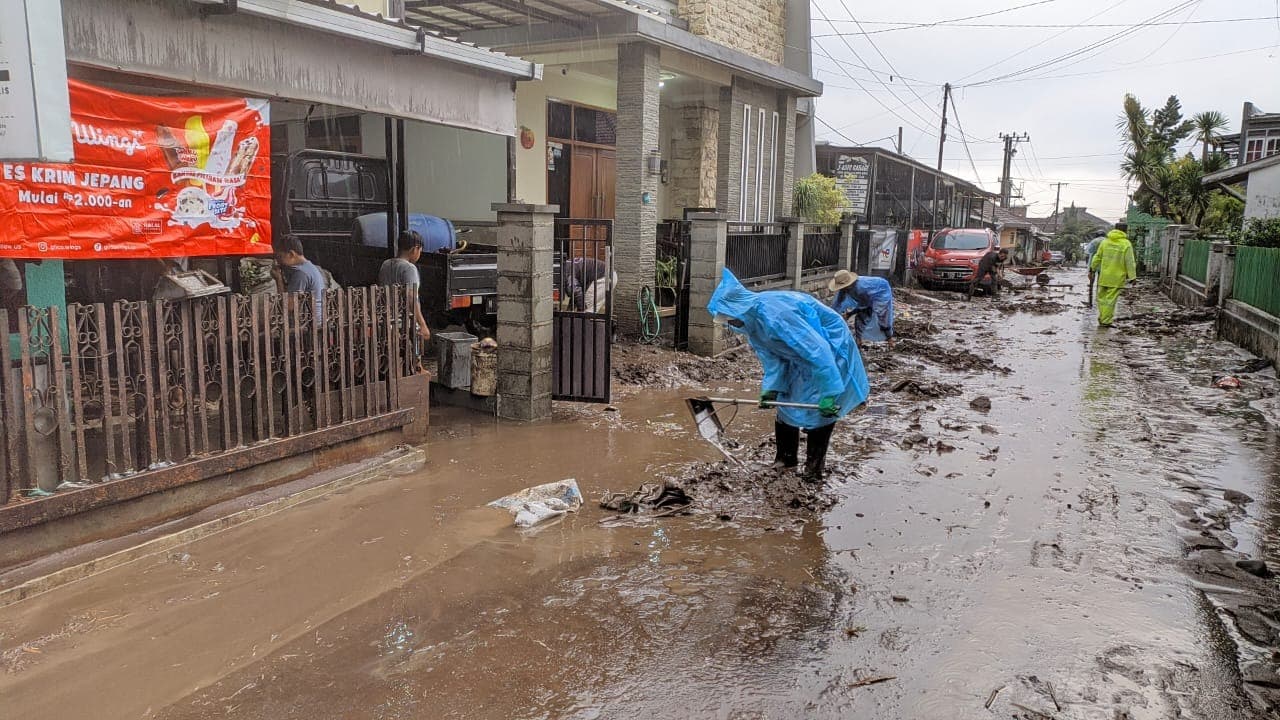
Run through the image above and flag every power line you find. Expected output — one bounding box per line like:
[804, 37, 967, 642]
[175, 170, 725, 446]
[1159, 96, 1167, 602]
[965, 0, 1204, 87]
[812, 14, 1280, 37]
[829, 0, 945, 123]
[811, 2, 938, 132]
[947, 92, 985, 188]
[816, 0, 1058, 29]
[954, 0, 1138, 84]
[1119, 0, 1202, 66]
[813, 115, 898, 149]
[960, 43, 1280, 87]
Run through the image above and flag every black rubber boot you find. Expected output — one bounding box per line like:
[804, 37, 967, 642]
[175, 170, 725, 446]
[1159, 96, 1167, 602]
[802, 422, 836, 480]
[774, 420, 800, 468]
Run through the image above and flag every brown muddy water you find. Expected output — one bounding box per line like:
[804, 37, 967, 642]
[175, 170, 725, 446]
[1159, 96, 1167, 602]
[1, 270, 1278, 719]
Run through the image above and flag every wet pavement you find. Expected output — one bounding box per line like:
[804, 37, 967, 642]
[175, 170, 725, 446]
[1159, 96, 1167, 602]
[2, 268, 1279, 719]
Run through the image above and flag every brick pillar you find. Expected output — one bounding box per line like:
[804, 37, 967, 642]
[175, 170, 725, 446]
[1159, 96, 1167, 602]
[781, 217, 805, 289]
[687, 212, 729, 357]
[838, 217, 856, 271]
[1218, 243, 1237, 306]
[1206, 241, 1226, 304]
[493, 203, 556, 421]
[614, 42, 661, 336]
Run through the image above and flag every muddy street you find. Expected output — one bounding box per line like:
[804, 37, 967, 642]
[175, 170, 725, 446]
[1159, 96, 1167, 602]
[2, 269, 1279, 719]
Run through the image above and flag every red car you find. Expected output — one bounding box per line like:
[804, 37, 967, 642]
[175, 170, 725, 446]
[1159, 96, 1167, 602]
[915, 228, 998, 290]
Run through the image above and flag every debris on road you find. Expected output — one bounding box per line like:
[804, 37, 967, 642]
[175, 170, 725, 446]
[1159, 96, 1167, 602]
[848, 675, 896, 689]
[599, 482, 693, 516]
[985, 685, 1004, 709]
[970, 395, 993, 411]
[1213, 375, 1242, 389]
[488, 479, 583, 528]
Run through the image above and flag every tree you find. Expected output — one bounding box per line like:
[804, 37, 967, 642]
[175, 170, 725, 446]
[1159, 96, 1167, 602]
[1119, 95, 1232, 224]
[1191, 110, 1230, 163]
[793, 173, 843, 225]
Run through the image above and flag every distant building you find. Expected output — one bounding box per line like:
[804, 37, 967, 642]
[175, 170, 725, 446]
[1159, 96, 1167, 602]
[1202, 153, 1280, 224]
[1218, 101, 1280, 165]
[1029, 205, 1111, 235]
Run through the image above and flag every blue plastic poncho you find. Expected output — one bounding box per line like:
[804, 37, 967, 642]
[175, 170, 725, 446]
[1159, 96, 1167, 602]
[831, 277, 894, 342]
[709, 269, 870, 429]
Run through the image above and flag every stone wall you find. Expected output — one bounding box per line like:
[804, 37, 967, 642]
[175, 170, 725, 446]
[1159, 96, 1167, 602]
[668, 104, 720, 212]
[677, 0, 785, 65]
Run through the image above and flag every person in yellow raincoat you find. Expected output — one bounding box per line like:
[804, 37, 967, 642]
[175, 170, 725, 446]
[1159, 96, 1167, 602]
[1088, 226, 1137, 326]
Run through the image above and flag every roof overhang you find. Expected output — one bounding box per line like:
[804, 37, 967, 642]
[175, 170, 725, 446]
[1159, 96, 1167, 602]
[1202, 152, 1280, 186]
[458, 12, 823, 96]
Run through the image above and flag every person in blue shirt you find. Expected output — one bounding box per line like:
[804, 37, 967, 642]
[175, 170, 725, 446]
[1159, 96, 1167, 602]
[828, 270, 895, 349]
[708, 269, 870, 478]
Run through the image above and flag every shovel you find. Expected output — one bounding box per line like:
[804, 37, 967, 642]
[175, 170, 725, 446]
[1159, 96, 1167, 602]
[685, 396, 821, 464]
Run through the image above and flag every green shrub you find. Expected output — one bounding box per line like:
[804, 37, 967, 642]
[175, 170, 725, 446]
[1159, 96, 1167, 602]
[793, 173, 843, 226]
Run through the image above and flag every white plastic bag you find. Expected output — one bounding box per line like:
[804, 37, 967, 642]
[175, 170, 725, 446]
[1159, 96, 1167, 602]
[488, 479, 582, 528]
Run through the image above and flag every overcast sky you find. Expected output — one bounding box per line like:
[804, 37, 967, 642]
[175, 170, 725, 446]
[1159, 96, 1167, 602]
[809, 0, 1280, 221]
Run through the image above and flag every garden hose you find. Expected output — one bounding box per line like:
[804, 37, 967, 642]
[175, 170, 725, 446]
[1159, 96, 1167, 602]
[638, 285, 661, 344]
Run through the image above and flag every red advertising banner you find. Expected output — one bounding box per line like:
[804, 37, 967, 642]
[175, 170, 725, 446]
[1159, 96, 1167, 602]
[0, 80, 271, 259]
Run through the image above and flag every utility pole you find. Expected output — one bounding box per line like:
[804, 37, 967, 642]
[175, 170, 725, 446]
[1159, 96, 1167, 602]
[998, 131, 1030, 206]
[936, 83, 950, 170]
[897, 126, 903, 155]
[1050, 182, 1068, 231]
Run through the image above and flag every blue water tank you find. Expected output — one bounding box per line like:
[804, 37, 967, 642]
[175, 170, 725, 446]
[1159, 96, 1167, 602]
[352, 213, 456, 253]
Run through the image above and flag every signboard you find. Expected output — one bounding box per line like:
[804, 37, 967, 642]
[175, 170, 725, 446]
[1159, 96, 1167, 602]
[0, 80, 271, 259]
[833, 154, 870, 217]
[870, 229, 897, 271]
[0, 0, 72, 160]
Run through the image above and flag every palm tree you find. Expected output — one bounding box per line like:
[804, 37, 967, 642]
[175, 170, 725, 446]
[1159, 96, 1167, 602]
[1191, 110, 1229, 163]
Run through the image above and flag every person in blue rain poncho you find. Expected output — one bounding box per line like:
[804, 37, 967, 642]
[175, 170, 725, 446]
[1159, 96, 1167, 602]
[708, 269, 870, 478]
[827, 269, 894, 348]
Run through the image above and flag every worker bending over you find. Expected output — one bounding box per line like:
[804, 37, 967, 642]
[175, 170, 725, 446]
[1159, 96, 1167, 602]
[828, 269, 895, 349]
[709, 269, 870, 478]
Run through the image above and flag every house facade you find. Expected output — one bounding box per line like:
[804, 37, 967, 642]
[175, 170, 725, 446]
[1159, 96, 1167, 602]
[1219, 101, 1280, 165]
[402, 0, 822, 331]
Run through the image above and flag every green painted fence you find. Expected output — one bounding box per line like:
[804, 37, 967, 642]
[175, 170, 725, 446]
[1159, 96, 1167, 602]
[1233, 245, 1280, 317]
[1180, 240, 1210, 283]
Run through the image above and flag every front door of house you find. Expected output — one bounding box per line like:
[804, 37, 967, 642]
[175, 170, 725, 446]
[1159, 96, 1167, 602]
[548, 100, 616, 221]
[569, 146, 615, 220]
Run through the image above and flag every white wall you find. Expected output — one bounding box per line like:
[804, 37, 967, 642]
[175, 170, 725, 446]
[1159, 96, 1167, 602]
[363, 118, 507, 222]
[514, 70, 617, 206]
[1246, 163, 1280, 221]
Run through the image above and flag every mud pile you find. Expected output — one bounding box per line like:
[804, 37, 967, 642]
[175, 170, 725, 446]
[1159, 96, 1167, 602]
[612, 344, 761, 388]
[895, 339, 1012, 374]
[1119, 306, 1217, 335]
[997, 298, 1068, 315]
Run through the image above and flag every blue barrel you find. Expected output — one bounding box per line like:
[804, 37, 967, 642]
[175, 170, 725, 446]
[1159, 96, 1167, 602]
[352, 213, 456, 253]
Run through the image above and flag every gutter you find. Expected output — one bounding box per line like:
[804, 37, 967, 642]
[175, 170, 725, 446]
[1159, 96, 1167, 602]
[187, 0, 541, 80]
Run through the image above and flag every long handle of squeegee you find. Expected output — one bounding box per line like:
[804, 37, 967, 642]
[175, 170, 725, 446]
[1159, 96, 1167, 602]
[703, 396, 823, 410]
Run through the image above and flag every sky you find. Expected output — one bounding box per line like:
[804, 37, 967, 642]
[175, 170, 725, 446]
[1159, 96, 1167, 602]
[809, 0, 1280, 221]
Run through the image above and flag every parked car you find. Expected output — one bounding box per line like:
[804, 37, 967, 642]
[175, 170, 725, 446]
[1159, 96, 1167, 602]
[915, 228, 998, 290]
[1047, 250, 1066, 264]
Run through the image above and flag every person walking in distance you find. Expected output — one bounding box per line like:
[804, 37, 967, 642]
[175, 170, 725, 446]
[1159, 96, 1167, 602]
[708, 269, 870, 479]
[1089, 225, 1137, 327]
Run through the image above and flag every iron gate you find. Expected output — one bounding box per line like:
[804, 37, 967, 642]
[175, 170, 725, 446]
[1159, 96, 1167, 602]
[552, 219, 612, 403]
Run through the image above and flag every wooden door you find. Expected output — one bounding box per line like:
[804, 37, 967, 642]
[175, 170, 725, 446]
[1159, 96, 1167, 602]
[570, 147, 597, 218]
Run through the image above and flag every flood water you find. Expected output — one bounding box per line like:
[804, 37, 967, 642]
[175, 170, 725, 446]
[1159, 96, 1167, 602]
[1, 269, 1278, 719]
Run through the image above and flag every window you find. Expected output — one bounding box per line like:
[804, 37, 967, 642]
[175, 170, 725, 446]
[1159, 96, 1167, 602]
[1246, 137, 1266, 163]
[755, 108, 765, 222]
[931, 229, 991, 250]
[1268, 137, 1280, 159]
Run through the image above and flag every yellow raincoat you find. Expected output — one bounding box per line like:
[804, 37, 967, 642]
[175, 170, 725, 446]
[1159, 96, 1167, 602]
[1088, 229, 1137, 325]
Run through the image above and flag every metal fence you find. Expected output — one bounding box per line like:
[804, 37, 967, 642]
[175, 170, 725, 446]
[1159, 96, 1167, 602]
[802, 225, 840, 274]
[726, 222, 788, 282]
[1233, 246, 1280, 317]
[1180, 240, 1210, 283]
[0, 286, 417, 506]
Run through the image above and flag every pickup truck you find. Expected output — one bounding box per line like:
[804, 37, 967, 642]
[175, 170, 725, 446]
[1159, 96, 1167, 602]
[272, 150, 512, 334]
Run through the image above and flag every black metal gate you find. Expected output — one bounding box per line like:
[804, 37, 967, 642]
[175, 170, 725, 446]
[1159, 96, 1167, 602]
[552, 219, 612, 403]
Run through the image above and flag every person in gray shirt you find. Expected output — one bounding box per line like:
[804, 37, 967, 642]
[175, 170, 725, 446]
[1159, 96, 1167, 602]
[378, 230, 431, 342]
[272, 235, 326, 323]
